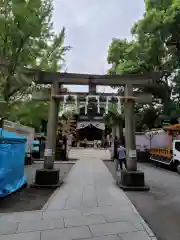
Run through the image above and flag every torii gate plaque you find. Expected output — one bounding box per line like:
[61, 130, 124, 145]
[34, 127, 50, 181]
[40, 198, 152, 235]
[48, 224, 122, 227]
[30, 70, 157, 190]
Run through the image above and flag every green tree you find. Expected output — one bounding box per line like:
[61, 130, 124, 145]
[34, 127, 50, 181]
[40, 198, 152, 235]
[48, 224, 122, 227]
[132, 0, 180, 119]
[8, 100, 49, 132]
[107, 0, 180, 128]
[0, 0, 70, 119]
[9, 86, 71, 132]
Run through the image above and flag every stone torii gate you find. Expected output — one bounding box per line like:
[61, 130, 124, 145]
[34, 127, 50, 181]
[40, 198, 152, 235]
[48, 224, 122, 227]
[31, 70, 156, 190]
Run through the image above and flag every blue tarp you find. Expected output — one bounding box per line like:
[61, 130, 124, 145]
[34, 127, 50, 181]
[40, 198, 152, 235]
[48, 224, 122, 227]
[0, 128, 27, 197]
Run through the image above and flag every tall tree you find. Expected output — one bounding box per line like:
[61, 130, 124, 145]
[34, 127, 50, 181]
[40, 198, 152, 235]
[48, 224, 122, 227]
[8, 100, 49, 132]
[107, 0, 180, 128]
[0, 0, 70, 119]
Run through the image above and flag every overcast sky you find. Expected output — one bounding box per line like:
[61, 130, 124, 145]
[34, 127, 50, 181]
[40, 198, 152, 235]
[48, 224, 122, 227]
[52, 0, 145, 92]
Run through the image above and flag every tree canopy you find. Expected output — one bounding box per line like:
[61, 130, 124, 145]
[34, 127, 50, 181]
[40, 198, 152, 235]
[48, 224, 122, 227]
[107, 0, 180, 129]
[0, 0, 70, 129]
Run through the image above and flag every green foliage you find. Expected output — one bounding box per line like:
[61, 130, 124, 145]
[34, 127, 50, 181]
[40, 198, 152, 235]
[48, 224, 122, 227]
[107, 0, 180, 129]
[145, 0, 173, 10]
[8, 100, 49, 131]
[0, 0, 70, 130]
[108, 39, 144, 74]
[103, 103, 124, 127]
[1, 0, 47, 101]
[31, 27, 70, 72]
[0, 0, 70, 121]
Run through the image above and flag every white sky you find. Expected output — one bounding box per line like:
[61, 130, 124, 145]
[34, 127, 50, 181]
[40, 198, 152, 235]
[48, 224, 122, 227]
[52, 0, 145, 93]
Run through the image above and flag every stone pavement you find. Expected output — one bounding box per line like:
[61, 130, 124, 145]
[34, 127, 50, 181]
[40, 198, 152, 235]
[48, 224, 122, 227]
[0, 149, 157, 240]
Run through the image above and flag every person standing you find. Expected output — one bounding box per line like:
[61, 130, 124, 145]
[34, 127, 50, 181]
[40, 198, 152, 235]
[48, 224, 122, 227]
[104, 136, 108, 149]
[113, 136, 118, 159]
[106, 134, 110, 148]
[84, 138, 87, 148]
[117, 142, 127, 170]
[109, 134, 113, 148]
[101, 136, 105, 149]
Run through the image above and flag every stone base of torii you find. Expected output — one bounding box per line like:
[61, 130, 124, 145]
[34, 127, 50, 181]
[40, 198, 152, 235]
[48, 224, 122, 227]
[29, 70, 157, 191]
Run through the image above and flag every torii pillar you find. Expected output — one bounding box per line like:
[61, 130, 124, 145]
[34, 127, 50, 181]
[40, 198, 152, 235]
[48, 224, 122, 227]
[33, 81, 61, 187]
[119, 84, 149, 191]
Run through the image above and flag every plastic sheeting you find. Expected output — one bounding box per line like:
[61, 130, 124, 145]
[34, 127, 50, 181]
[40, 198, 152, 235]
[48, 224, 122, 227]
[0, 129, 27, 197]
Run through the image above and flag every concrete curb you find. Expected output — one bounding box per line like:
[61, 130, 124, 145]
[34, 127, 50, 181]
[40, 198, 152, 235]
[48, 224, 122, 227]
[34, 161, 76, 164]
[41, 162, 76, 211]
[42, 186, 62, 211]
[124, 191, 157, 239]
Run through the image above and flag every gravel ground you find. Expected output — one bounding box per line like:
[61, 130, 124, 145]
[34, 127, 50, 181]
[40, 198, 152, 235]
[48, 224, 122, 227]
[0, 162, 74, 213]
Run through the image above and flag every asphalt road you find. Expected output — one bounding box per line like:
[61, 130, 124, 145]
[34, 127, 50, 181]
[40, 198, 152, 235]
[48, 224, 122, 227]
[104, 161, 180, 240]
[126, 164, 180, 240]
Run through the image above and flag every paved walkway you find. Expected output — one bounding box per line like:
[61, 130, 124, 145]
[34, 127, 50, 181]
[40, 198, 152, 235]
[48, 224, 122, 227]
[0, 149, 157, 240]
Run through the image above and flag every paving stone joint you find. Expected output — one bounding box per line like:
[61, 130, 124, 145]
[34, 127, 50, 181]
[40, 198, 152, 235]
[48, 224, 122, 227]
[0, 149, 157, 240]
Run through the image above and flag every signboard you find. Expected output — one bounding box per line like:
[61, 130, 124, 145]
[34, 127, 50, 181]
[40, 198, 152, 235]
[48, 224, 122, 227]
[44, 149, 53, 157]
[129, 149, 137, 158]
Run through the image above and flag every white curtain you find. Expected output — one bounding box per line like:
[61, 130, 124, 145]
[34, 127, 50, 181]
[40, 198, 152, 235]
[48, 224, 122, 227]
[76, 121, 105, 130]
[77, 122, 89, 129]
[91, 122, 105, 130]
